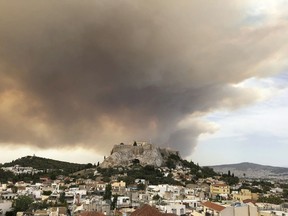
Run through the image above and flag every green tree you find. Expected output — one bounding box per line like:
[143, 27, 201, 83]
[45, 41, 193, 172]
[111, 195, 118, 210]
[42, 191, 52, 196]
[132, 159, 140, 165]
[103, 184, 112, 200]
[152, 194, 161, 201]
[137, 183, 146, 191]
[13, 195, 33, 213]
[5, 211, 14, 216]
[283, 189, 288, 199]
[102, 176, 111, 182]
[85, 163, 93, 169]
[258, 196, 283, 205]
[59, 192, 66, 204]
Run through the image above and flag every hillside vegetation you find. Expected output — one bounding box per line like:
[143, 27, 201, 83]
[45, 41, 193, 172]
[97, 153, 218, 186]
[1, 155, 90, 173]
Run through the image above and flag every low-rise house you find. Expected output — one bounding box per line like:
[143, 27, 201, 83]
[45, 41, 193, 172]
[259, 210, 288, 216]
[232, 189, 258, 202]
[95, 181, 107, 194]
[220, 202, 258, 216]
[138, 193, 150, 204]
[117, 196, 130, 208]
[201, 201, 225, 215]
[166, 199, 199, 209]
[1, 193, 17, 200]
[49, 207, 67, 216]
[64, 192, 75, 205]
[130, 204, 177, 216]
[33, 207, 67, 216]
[135, 179, 146, 185]
[162, 203, 186, 215]
[156, 185, 185, 200]
[111, 181, 126, 195]
[0, 184, 7, 192]
[270, 187, 284, 194]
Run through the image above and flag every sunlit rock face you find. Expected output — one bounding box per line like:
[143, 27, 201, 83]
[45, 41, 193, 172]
[100, 141, 179, 168]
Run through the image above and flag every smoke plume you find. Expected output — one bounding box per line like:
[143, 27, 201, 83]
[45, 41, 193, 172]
[0, 1, 287, 156]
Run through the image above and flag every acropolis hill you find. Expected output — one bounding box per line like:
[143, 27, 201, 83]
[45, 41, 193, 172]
[99, 141, 179, 168]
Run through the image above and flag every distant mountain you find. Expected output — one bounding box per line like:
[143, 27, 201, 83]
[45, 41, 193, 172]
[209, 162, 288, 179]
[1, 155, 89, 173]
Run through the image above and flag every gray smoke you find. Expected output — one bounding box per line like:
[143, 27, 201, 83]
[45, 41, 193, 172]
[0, 1, 287, 157]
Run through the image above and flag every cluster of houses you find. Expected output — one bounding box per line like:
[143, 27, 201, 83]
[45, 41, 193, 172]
[2, 165, 43, 175]
[1, 165, 288, 216]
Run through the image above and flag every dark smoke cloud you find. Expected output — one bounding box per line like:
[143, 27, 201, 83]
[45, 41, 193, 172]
[0, 1, 287, 156]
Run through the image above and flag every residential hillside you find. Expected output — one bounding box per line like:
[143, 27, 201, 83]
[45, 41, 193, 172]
[1, 155, 89, 173]
[210, 162, 288, 179]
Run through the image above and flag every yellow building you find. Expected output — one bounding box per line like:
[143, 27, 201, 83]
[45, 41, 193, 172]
[210, 183, 230, 195]
[232, 189, 259, 201]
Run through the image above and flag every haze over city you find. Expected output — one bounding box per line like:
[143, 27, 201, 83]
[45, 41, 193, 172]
[0, 1, 287, 166]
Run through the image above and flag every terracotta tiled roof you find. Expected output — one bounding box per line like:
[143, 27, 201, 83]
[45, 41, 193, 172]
[130, 204, 163, 216]
[79, 211, 105, 216]
[202, 201, 225, 212]
[243, 199, 256, 205]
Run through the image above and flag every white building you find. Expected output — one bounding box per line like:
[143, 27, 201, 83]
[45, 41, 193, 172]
[163, 203, 185, 215]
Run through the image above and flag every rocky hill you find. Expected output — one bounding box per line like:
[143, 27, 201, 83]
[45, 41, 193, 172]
[210, 162, 288, 179]
[100, 141, 179, 168]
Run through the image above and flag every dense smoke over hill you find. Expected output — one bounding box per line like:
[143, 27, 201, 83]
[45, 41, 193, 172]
[0, 1, 287, 156]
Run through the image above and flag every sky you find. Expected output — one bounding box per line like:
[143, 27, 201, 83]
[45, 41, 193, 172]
[0, 1, 287, 166]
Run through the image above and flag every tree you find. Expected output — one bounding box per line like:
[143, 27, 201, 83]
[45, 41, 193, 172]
[13, 195, 33, 213]
[103, 184, 112, 200]
[152, 194, 161, 201]
[132, 159, 140, 165]
[102, 176, 111, 182]
[258, 196, 283, 205]
[42, 191, 52, 196]
[111, 195, 118, 210]
[283, 189, 288, 199]
[137, 183, 146, 191]
[133, 141, 137, 146]
[59, 192, 66, 204]
[85, 163, 93, 169]
[5, 211, 14, 216]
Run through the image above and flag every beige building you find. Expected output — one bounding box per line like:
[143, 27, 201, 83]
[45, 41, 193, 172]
[233, 189, 259, 202]
[210, 184, 230, 195]
[111, 181, 126, 195]
[220, 203, 258, 216]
